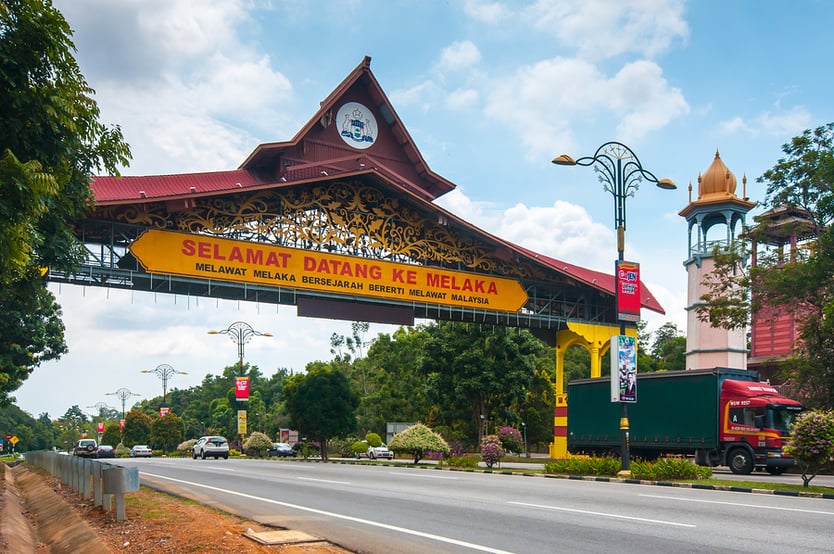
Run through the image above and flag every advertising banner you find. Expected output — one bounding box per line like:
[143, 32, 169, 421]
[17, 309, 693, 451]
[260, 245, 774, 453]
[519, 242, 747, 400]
[129, 229, 528, 313]
[610, 335, 637, 403]
[97, 422, 105, 433]
[237, 410, 247, 436]
[159, 407, 170, 417]
[616, 260, 641, 322]
[235, 377, 250, 401]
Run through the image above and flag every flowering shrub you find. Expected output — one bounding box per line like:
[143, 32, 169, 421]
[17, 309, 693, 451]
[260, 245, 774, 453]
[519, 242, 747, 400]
[480, 435, 505, 468]
[447, 439, 465, 458]
[783, 409, 834, 487]
[243, 432, 273, 457]
[388, 423, 450, 463]
[497, 426, 523, 454]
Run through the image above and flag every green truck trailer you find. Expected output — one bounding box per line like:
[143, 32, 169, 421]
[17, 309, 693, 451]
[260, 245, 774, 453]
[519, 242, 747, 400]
[566, 367, 804, 474]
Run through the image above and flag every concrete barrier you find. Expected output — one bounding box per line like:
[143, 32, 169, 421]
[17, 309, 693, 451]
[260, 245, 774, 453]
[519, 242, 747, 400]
[24, 451, 138, 522]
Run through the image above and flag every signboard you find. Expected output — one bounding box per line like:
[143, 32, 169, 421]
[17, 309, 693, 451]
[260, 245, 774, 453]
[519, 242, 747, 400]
[9, 435, 18, 445]
[97, 422, 105, 433]
[235, 377, 250, 402]
[159, 407, 170, 417]
[616, 260, 641, 322]
[129, 230, 528, 313]
[120, 419, 125, 430]
[610, 335, 637, 403]
[237, 410, 247, 436]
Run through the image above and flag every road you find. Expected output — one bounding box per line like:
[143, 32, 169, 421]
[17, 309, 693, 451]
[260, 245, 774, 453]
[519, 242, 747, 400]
[113, 457, 834, 553]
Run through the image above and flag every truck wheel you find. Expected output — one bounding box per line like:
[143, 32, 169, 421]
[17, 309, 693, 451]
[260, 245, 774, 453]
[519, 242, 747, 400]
[728, 448, 754, 474]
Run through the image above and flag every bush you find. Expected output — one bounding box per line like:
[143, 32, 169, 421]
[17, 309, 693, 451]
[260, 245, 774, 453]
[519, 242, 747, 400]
[784, 409, 834, 487]
[388, 423, 449, 463]
[115, 444, 131, 458]
[177, 439, 197, 453]
[351, 440, 369, 456]
[365, 432, 383, 447]
[630, 457, 712, 480]
[441, 455, 480, 469]
[544, 455, 621, 476]
[243, 432, 273, 457]
[497, 426, 523, 454]
[480, 435, 505, 468]
[326, 436, 358, 458]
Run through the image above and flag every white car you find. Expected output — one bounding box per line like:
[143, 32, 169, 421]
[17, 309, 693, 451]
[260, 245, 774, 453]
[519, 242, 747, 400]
[130, 444, 153, 458]
[361, 443, 393, 460]
[192, 436, 230, 460]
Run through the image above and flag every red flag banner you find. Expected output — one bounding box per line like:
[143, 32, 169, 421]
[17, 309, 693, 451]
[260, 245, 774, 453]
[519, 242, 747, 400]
[236, 377, 250, 402]
[616, 260, 641, 322]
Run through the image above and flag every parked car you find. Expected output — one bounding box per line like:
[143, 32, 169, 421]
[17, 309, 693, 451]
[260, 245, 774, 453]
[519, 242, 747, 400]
[367, 443, 394, 460]
[267, 442, 297, 457]
[73, 438, 98, 458]
[96, 444, 116, 459]
[356, 440, 394, 460]
[192, 436, 230, 460]
[130, 444, 153, 458]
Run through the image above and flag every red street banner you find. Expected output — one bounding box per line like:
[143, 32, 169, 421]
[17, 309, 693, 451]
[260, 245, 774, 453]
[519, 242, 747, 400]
[97, 422, 105, 433]
[119, 419, 125, 430]
[236, 377, 250, 402]
[159, 407, 170, 417]
[616, 260, 641, 322]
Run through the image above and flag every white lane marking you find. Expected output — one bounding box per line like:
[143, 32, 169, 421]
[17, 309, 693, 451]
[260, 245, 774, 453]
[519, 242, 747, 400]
[509, 501, 696, 528]
[297, 477, 351, 485]
[141, 472, 517, 554]
[641, 494, 834, 516]
[396, 472, 458, 480]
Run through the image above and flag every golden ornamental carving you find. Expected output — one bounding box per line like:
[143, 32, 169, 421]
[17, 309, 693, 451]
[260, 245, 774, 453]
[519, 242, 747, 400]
[94, 179, 544, 280]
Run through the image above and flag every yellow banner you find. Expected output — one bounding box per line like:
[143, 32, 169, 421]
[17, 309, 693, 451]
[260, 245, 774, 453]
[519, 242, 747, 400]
[129, 229, 528, 312]
[237, 410, 247, 436]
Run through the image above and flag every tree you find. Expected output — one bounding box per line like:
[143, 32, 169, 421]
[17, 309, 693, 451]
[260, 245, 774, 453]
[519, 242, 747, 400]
[0, 0, 131, 403]
[282, 366, 358, 460]
[420, 322, 546, 444]
[101, 423, 121, 447]
[122, 409, 152, 448]
[650, 322, 686, 371]
[388, 423, 449, 463]
[151, 412, 184, 453]
[783, 410, 834, 487]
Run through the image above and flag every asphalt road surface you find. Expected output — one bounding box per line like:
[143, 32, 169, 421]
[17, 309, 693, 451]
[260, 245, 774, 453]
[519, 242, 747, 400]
[115, 457, 834, 554]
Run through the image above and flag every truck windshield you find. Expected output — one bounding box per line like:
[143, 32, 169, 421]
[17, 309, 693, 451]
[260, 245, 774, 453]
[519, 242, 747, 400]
[769, 406, 802, 433]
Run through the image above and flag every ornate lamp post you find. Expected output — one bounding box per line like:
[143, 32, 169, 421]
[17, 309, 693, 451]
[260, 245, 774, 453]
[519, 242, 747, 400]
[208, 321, 272, 373]
[141, 363, 188, 406]
[208, 321, 271, 441]
[553, 141, 676, 472]
[105, 387, 142, 419]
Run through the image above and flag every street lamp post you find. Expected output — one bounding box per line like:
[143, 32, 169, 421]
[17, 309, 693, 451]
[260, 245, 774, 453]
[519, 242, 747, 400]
[105, 387, 142, 419]
[208, 321, 272, 441]
[141, 363, 188, 406]
[208, 321, 273, 373]
[521, 421, 528, 458]
[553, 141, 676, 472]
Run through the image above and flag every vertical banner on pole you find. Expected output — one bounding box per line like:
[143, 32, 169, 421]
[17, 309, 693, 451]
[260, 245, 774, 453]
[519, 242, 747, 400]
[610, 335, 637, 403]
[616, 261, 641, 322]
[237, 410, 247, 436]
[235, 377, 250, 401]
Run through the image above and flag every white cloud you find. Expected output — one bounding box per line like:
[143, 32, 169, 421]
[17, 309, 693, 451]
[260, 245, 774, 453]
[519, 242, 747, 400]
[720, 106, 812, 138]
[437, 40, 482, 72]
[484, 57, 687, 160]
[446, 88, 480, 110]
[463, 0, 512, 23]
[525, 0, 689, 61]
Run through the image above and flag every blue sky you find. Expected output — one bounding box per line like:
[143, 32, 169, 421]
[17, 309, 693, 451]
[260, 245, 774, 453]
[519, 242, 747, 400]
[15, 0, 833, 419]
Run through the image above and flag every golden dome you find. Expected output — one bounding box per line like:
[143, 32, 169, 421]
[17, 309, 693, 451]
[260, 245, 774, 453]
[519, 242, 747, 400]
[697, 151, 737, 199]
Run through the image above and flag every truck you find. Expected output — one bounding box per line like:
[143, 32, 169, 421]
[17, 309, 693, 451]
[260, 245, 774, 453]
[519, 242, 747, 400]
[567, 367, 804, 475]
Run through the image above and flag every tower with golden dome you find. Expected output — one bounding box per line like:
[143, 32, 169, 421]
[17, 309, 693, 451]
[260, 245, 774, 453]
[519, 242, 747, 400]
[678, 152, 756, 370]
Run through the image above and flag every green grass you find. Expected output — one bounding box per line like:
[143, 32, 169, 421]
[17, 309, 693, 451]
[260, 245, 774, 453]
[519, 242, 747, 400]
[679, 478, 834, 495]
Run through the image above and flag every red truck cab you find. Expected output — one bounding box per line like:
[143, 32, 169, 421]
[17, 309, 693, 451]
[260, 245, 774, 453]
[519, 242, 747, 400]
[719, 379, 804, 474]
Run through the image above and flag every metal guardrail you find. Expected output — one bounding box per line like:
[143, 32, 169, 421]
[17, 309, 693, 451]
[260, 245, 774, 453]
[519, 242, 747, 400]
[24, 451, 139, 521]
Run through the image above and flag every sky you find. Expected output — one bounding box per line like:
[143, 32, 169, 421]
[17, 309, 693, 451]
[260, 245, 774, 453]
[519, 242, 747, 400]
[13, 0, 833, 419]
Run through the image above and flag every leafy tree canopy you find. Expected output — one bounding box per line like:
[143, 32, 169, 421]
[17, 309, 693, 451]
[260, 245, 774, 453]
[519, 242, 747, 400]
[0, 0, 131, 404]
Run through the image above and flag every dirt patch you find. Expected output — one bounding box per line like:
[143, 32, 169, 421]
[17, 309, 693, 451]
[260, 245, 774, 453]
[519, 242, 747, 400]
[19, 465, 352, 553]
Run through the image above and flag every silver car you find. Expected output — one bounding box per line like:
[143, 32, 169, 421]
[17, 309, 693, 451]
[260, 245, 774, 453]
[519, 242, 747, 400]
[192, 436, 230, 460]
